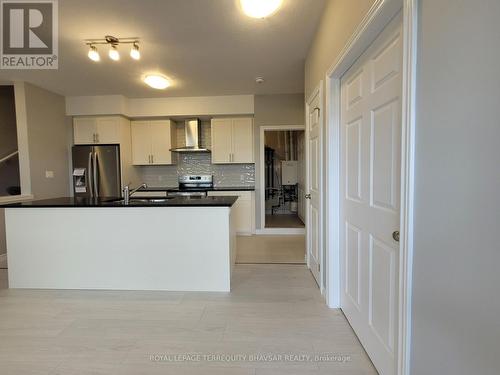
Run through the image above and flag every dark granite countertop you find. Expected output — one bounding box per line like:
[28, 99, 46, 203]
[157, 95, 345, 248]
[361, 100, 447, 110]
[139, 186, 255, 192]
[1, 196, 238, 208]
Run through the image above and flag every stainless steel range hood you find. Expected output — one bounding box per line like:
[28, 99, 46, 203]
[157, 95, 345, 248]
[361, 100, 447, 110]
[170, 119, 210, 153]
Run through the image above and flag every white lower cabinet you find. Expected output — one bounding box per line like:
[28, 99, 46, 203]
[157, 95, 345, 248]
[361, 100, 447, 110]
[208, 191, 255, 235]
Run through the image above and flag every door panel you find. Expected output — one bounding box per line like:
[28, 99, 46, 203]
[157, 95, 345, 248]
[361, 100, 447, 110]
[369, 235, 396, 352]
[346, 118, 362, 201]
[371, 100, 399, 211]
[232, 118, 254, 163]
[340, 13, 402, 375]
[346, 222, 362, 308]
[151, 121, 173, 165]
[211, 119, 232, 164]
[306, 89, 322, 287]
[131, 121, 151, 165]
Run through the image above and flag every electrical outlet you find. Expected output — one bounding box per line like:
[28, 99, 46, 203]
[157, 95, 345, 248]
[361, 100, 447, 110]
[45, 170, 54, 178]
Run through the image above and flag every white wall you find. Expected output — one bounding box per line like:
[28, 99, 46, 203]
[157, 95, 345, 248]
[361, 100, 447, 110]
[254, 94, 305, 229]
[66, 94, 254, 117]
[411, 1, 500, 374]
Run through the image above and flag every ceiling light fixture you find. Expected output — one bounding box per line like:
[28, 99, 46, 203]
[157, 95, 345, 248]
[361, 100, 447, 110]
[240, 0, 282, 18]
[84, 35, 140, 62]
[108, 45, 120, 61]
[144, 74, 170, 90]
[87, 45, 100, 62]
[130, 43, 141, 60]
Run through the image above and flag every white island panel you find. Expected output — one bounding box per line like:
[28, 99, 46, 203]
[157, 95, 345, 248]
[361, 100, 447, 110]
[6, 207, 235, 291]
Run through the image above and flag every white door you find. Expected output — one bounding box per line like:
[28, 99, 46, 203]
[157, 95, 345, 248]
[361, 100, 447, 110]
[211, 119, 232, 163]
[150, 121, 173, 165]
[73, 118, 97, 144]
[232, 118, 254, 163]
[340, 14, 402, 375]
[306, 89, 322, 287]
[131, 121, 151, 165]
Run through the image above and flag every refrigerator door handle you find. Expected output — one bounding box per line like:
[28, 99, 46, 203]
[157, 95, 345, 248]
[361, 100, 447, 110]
[93, 152, 99, 198]
[88, 152, 94, 198]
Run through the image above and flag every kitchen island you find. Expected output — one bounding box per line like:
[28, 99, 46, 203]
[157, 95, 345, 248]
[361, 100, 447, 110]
[3, 196, 237, 292]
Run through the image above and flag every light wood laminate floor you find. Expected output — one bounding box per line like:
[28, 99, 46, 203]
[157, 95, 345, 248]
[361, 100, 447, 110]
[236, 235, 306, 264]
[0, 264, 375, 375]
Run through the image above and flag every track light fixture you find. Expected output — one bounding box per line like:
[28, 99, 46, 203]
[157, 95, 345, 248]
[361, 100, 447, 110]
[130, 43, 141, 60]
[85, 35, 140, 62]
[87, 45, 100, 62]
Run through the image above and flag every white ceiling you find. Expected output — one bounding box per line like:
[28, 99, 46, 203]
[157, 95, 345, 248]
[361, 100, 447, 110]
[0, 0, 325, 98]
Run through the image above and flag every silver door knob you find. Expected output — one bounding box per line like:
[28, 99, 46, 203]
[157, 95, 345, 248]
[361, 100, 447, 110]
[392, 231, 400, 242]
[305, 194, 311, 199]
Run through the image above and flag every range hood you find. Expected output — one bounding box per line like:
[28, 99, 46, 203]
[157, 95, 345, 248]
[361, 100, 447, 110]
[170, 119, 210, 153]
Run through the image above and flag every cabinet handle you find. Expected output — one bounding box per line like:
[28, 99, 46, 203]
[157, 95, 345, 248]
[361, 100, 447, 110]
[151, 154, 154, 164]
[93, 133, 96, 143]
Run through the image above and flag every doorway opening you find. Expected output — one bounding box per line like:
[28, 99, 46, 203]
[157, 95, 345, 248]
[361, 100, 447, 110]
[263, 129, 305, 229]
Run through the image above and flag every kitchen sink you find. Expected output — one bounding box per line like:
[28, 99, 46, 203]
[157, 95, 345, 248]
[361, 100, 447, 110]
[104, 197, 175, 205]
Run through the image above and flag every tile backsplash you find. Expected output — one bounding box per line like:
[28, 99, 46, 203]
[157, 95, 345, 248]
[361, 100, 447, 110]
[139, 152, 255, 188]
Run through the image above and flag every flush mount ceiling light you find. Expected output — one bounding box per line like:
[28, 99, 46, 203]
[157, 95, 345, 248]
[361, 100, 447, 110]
[240, 0, 282, 18]
[144, 74, 170, 90]
[84, 35, 140, 62]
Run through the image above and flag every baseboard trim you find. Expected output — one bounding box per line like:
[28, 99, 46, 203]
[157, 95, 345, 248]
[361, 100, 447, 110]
[255, 228, 305, 235]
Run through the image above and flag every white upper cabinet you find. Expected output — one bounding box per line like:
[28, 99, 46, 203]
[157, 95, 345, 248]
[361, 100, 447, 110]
[211, 117, 254, 164]
[231, 118, 254, 163]
[131, 120, 175, 165]
[73, 117, 120, 144]
[211, 119, 233, 163]
[130, 121, 151, 165]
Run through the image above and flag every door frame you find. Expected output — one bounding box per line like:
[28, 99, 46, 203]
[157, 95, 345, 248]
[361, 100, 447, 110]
[257, 125, 306, 236]
[323, 1, 418, 375]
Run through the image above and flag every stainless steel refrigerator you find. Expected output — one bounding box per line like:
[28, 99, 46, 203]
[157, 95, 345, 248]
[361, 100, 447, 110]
[72, 145, 121, 198]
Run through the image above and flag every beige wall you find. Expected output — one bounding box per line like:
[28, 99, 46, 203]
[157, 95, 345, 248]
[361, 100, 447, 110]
[305, 0, 375, 99]
[24, 83, 70, 199]
[304, 0, 376, 284]
[254, 94, 305, 229]
[0, 83, 69, 255]
[411, 1, 500, 374]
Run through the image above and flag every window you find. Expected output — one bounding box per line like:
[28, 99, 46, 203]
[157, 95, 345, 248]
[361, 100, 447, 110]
[0, 86, 20, 197]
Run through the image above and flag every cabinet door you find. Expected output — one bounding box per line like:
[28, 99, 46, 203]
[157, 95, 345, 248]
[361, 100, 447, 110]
[73, 118, 97, 144]
[150, 121, 173, 165]
[96, 117, 121, 144]
[208, 191, 254, 234]
[232, 118, 254, 163]
[131, 121, 152, 165]
[211, 119, 232, 164]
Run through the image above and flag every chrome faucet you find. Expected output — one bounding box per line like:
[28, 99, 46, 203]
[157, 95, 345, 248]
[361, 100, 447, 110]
[123, 183, 147, 204]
